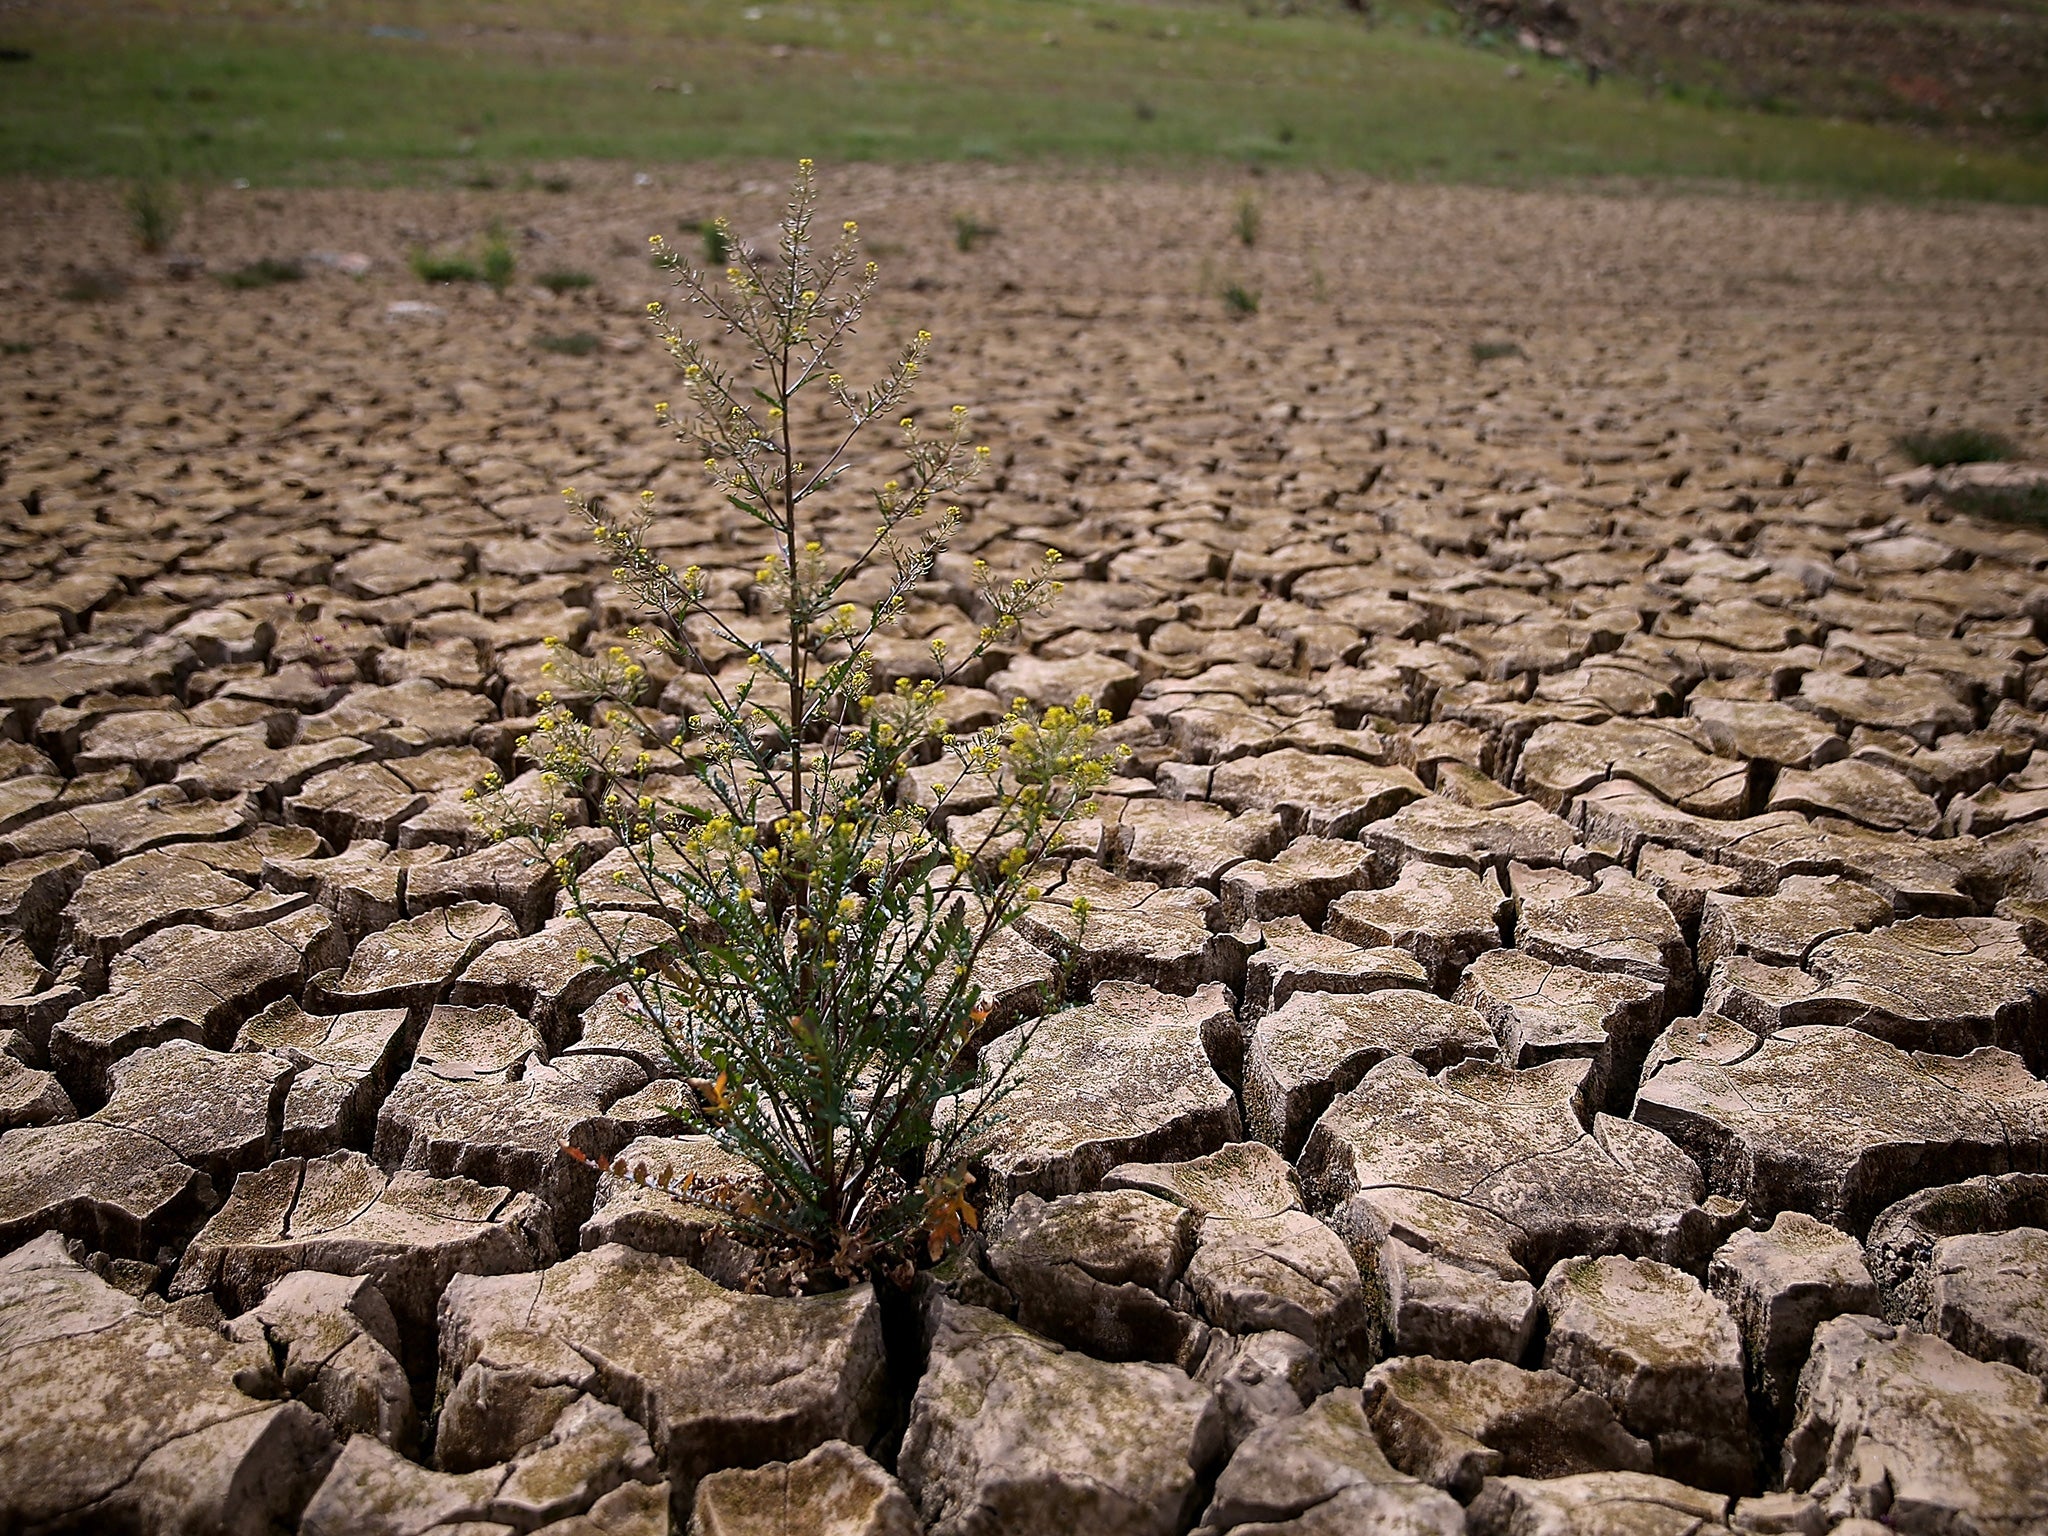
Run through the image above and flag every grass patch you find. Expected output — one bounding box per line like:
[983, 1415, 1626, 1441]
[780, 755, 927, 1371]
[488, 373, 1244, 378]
[479, 225, 516, 291]
[59, 268, 127, 302]
[1895, 426, 2020, 466]
[535, 330, 600, 355]
[410, 250, 482, 284]
[1, 341, 33, 356]
[220, 256, 304, 289]
[410, 224, 516, 289]
[2, 1, 2045, 201]
[126, 176, 178, 253]
[1471, 339, 1526, 362]
[1942, 483, 2048, 528]
[1222, 281, 1260, 315]
[952, 213, 996, 252]
[1234, 193, 1262, 247]
[537, 267, 594, 294]
[695, 219, 731, 266]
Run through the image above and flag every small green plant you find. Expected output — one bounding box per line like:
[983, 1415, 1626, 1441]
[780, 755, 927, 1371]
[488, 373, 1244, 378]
[535, 330, 600, 356]
[952, 213, 996, 252]
[1234, 192, 1262, 247]
[539, 174, 575, 193]
[410, 249, 483, 284]
[1223, 280, 1260, 315]
[220, 257, 304, 290]
[487, 164, 1115, 1290]
[481, 225, 517, 292]
[698, 218, 732, 266]
[1896, 426, 2018, 467]
[127, 177, 180, 254]
[60, 268, 127, 302]
[538, 268, 595, 295]
[1941, 482, 2048, 528]
[1, 341, 32, 356]
[1471, 339, 1526, 362]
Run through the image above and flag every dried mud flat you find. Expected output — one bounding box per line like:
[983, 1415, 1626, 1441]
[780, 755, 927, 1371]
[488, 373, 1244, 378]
[3, 165, 2048, 1535]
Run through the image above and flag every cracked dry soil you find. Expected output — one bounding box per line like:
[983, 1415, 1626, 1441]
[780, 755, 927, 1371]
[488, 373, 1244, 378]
[2, 165, 2048, 1536]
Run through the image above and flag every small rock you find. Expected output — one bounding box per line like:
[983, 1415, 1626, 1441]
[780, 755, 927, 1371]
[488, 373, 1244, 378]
[223, 1269, 416, 1448]
[1361, 1354, 1653, 1500]
[1781, 1315, 2048, 1531]
[439, 1243, 885, 1504]
[1539, 1254, 1759, 1494]
[985, 1187, 1204, 1364]
[692, 1439, 919, 1536]
[899, 1298, 1224, 1536]
[1465, 1471, 1734, 1536]
[1197, 1386, 1463, 1535]
[1326, 862, 1508, 992]
[1707, 1212, 1877, 1426]
[961, 981, 1240, 1202]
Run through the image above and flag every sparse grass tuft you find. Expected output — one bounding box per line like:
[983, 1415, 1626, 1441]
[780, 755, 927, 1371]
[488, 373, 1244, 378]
[538, 174, 574, 193]
[952, 213, 996, 252]
[537, 268, 595, 295]
[1234, 192, 1262, 247]
[411, 249, 482, 284]
[220, 256, 304, 290]
[698, 219, 732, 266]
[1942, 482, 2048, 528]
[1471, 339, 1526, 363]
[1223, 281, 1260, 315]
[481, 224, 516, 292]
[1896, 426, 2019, 467]
[411, 226, 516, 289]
[0, 341, 32, 356]
[127, 178, 179, 255]
[60, 268, 128, 302]
[535, 330, 601, 356]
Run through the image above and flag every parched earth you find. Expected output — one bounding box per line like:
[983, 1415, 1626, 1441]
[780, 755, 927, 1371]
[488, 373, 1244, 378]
[3, 165, 2048, 1535]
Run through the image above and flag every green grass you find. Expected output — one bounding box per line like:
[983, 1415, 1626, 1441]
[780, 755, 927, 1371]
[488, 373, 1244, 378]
[1222, 281, 1260, 315]
[951, 212, 996, 252]
[59, 269, 127, 302]
[1471, 339, 1527, 362]
[1943, 483, 2048, 528]
[1895, 426, 2020, 466]
[536, 267, 594, 294]
[410, 250, 483, 284]
[535, 330, 601, 356]
[220, 255, 303, 289]
[0, 0, 2044, 200]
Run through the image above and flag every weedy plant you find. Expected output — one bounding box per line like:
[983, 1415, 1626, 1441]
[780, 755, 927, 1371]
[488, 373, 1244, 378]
[483, 162, 1119, 1292]
[410, 249, 483, 284]
[220, 257, 304, 290]
[1223, 280, 1260, 316]
[1234, 191, 1262, 247]
[1471, 339, 1526, 363]
[1942, 481, 2048, 528]
[410, 225, 516, 290]
[952, 213, 996, 252]
[127, 177, 179, 255]
[698, 218, 732, 266]
[535, 330, 601, 356]
[538, 268, 595, 295]
[480, 225, 517, 292]
[1896, 426, 2018, 467]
